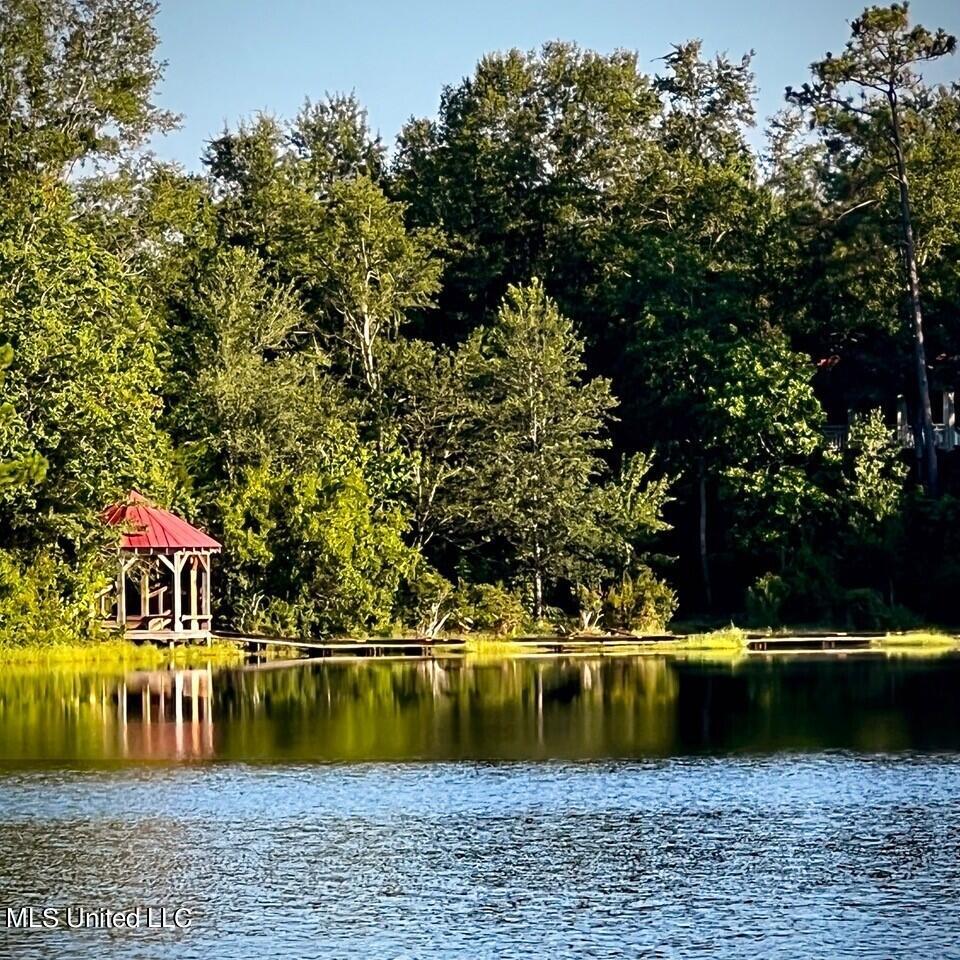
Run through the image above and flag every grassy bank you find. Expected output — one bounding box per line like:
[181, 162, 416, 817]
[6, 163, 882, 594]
[660, 627, 747, 652]
[0, 638, 245, 667]
[873, 631, 959, 647]
[871, 631, 960, 652]
[1, 627, 958, 668]
[462, 635, 531, 657]
[415, 626, 960, 658]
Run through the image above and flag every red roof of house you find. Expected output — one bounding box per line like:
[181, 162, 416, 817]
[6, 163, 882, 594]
[103, 491, 221, 551]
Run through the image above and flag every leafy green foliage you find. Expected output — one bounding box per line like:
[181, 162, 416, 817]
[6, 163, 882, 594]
[0, 548, 107, 647]
[75, 159, 216, 307]
[393, 41, 661, 341]
[204, 106, 443, 433]
[0, 344, 46, 490]
[309, 176, 442, 403]
[602, 568, 678, 633]
[787, 3, 957, 495]
[449, 583, 529, 637]
[0, 0, 177, 178]
[0, 181, 172, 547]
[714, 335, 833, 557]
[220, 464, 416, 637]
[745, 573, 790, 628]
[380, 337, 480, 548]
[400, 565, 455, 638]
[846, 410, 908, 534]
[3, 1, 960, 644]
[463, 280, 618, 617]
[172, 247, 349, 476]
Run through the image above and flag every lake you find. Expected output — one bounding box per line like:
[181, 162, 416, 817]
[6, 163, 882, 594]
[1, 652, 959, 958]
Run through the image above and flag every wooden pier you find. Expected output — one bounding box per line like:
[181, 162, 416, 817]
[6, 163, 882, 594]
[743, 634, 875, 653]
[218, 631, 467, 657]
[215, 630, 883, 659]
[220, 631, 671, 657]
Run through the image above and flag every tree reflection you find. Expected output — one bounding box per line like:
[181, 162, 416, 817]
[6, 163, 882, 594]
[0, 654, 959, 762]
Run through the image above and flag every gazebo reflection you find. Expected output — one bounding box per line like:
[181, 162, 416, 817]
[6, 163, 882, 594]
[115, 668, 215, 759]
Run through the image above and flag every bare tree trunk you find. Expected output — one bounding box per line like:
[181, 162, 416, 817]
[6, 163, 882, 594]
[890, 92, 939, 496]
[698, 462, 712, 609]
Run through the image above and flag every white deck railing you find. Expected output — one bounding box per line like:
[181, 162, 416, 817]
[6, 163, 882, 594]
[822, 422, 957, 451]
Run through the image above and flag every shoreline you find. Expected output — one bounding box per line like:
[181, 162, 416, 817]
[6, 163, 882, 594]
[1, 629, 958, 667]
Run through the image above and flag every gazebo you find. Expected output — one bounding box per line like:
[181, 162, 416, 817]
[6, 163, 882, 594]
[101, 491, 221, 643]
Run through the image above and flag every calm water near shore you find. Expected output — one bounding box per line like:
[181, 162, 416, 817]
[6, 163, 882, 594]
[1, 653, 960, 958]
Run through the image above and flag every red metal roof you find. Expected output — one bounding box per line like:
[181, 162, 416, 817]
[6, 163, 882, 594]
[103, 491, 221, 551]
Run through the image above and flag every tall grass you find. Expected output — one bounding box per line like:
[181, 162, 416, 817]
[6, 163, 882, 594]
[666, 627, 747, 651]
[463, 635, 529, 656]
[875, 631, 960, 649]
[0, 638, 245, 666]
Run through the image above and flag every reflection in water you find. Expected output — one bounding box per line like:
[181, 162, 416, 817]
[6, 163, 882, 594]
[219, 656, 682, 761]
[1, 652, 960, 762]
[118, 669, 214, 760]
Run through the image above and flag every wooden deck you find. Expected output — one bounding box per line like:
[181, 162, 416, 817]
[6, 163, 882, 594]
[218, 631, 467, 656]
[743, 634, 875, 652]
[201, 631, 883, 658]
[217, 630, 881, 658]
[125, 627, 214, 644]
[219, 630, 678, 657]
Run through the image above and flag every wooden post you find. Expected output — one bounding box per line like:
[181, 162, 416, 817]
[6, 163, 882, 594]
[173, 551, 183, 633]
[202, 554, 212, 629]
[189, 557, 198, 633]
[116, 560, 127, 627]
[155, 554, 173, 630]
[140, 564, 150, 619]
[945, 390, 956, 451]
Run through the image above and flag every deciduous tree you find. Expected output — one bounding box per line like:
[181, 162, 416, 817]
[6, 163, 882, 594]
[0, 0, 177, 179]
[465, 280, 617, 618]
[788, 3, 957, 495]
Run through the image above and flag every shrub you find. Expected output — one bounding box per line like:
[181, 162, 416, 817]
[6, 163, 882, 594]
[777, 545, 842, 625]
[841, 588, 917, 632]
[602, 566, 677, 632]
[235, 593, 302, 638]
[575, 583, 604, 631]
[218, 463, 417, 637]
[450, 583, 529, 636]
[402, 567, 455, 638]
[746, 573, 789, 627]
[0, 550, 106, 647]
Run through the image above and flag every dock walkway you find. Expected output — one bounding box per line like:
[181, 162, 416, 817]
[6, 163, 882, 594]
[214, 630, 884, 658]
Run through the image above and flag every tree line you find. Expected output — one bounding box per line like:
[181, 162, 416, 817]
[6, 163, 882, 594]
[0, 0, 958, 644]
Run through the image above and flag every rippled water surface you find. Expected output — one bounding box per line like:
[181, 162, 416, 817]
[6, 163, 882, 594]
[1, 654, 959, 958]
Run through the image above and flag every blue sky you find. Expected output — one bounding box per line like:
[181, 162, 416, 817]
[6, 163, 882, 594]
[152, 0, 960, 170]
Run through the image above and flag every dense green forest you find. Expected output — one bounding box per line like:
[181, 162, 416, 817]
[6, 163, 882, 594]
[1, 0, 959, 644]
